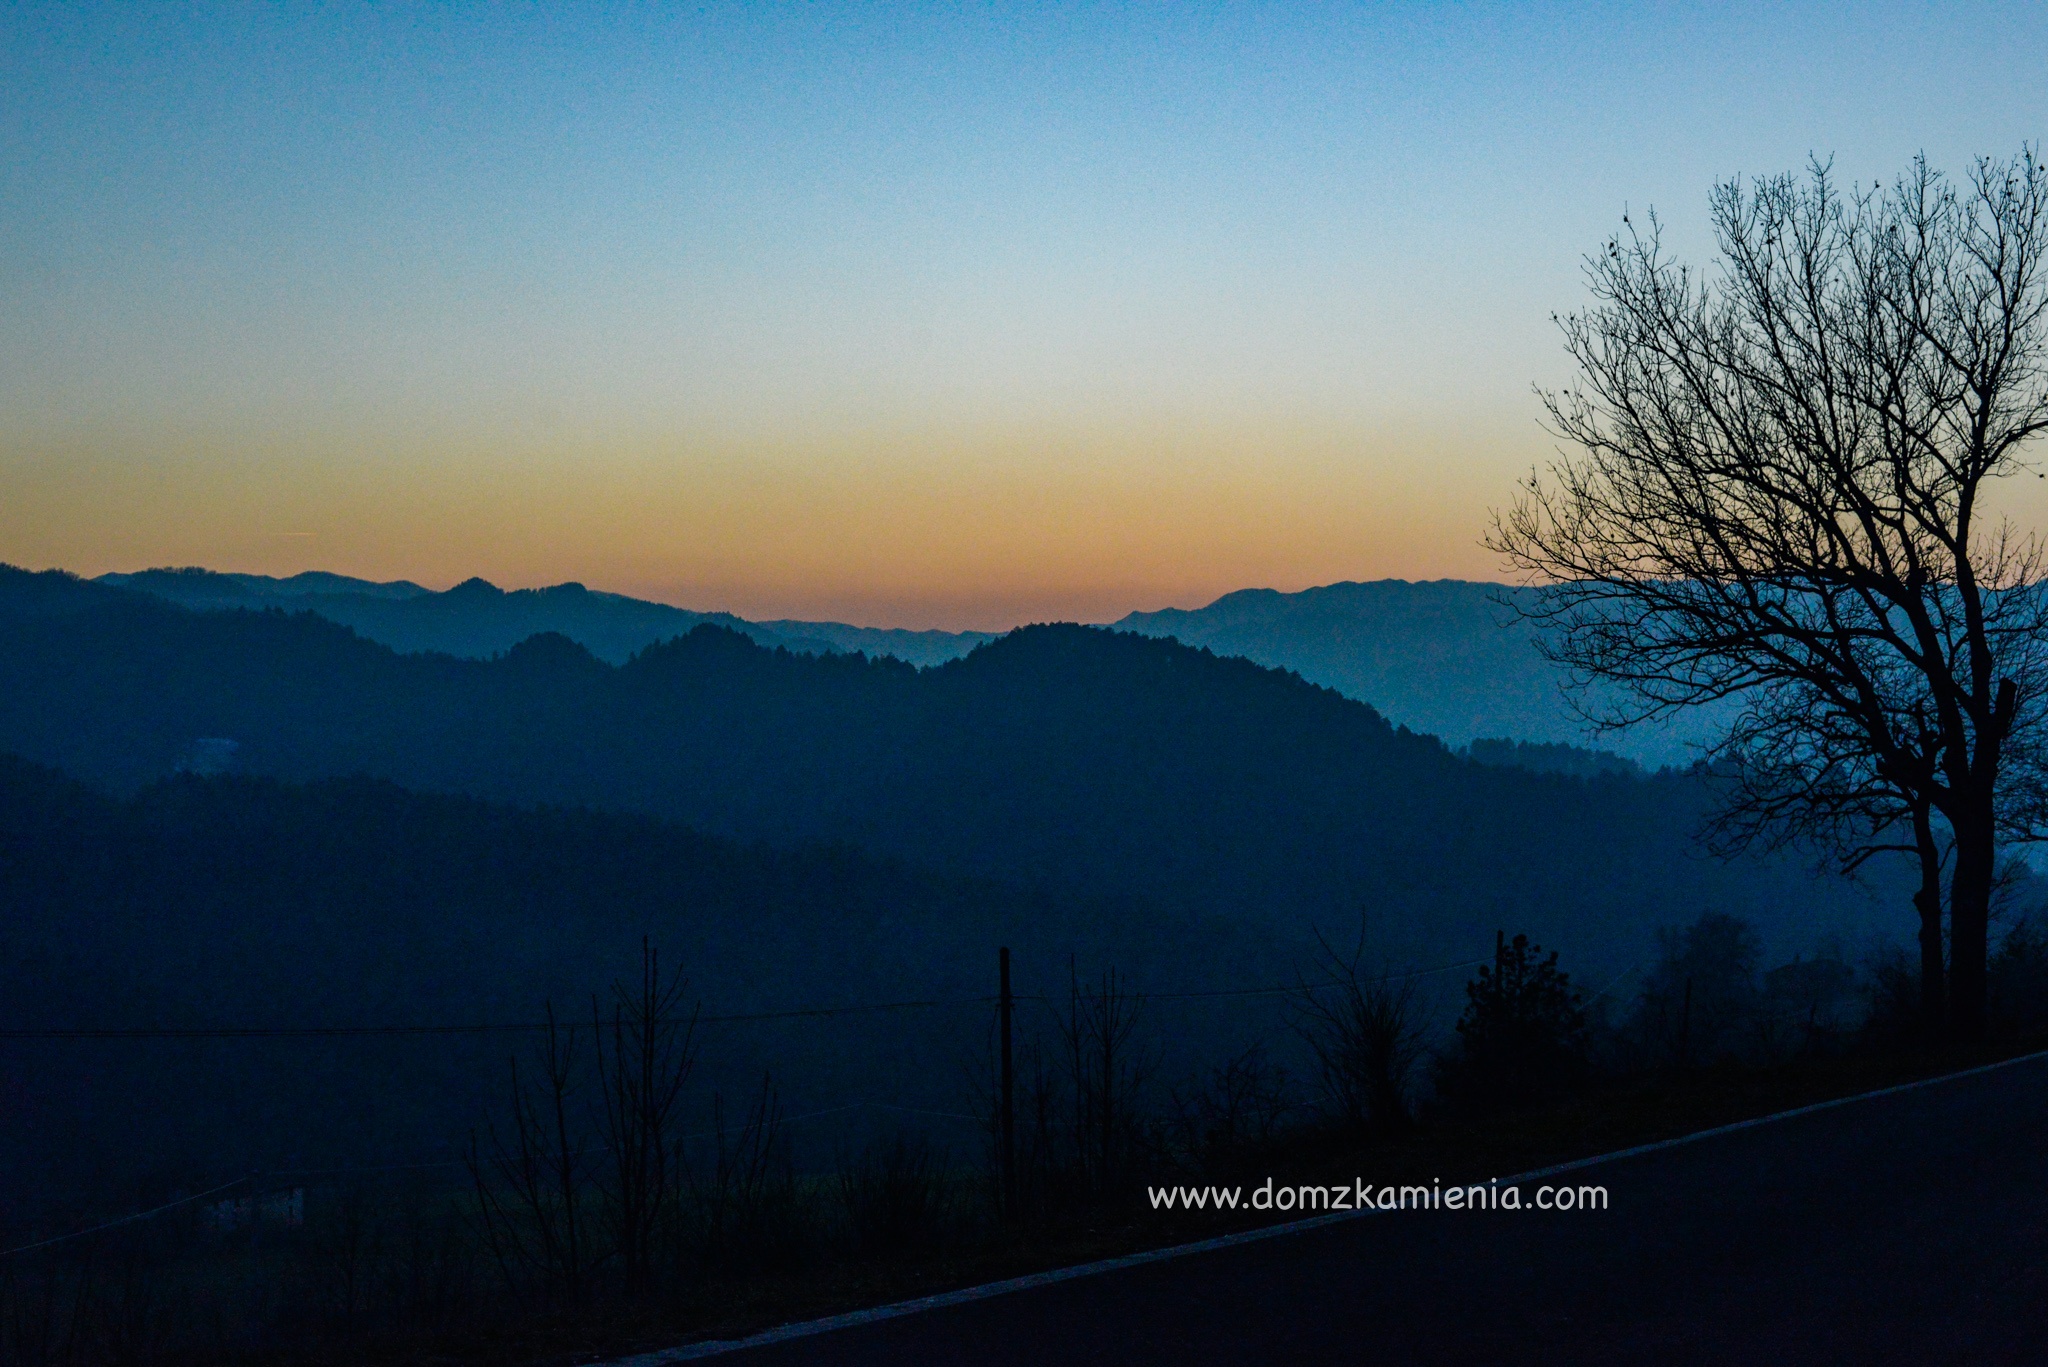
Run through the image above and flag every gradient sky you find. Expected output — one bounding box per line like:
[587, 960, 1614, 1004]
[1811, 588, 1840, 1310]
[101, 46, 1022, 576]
[3, 3, 2045, 628]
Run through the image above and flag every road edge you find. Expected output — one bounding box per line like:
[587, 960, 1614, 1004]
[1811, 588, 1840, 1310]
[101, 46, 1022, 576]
[605, 1046, 2048, 1364]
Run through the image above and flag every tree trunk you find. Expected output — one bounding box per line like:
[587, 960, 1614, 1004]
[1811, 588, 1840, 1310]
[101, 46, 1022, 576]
[1947, 813, 1995, 1042]
[1911, 806, 1946, 1039]
[1914, 884, 1947, 1039]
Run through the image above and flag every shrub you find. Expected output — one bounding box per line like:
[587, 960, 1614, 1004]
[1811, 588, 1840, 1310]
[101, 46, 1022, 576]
[1435, 932, 1589, 1113]
[1759, 954, 1858, 1057]
[1168, 1045, 1297, 1170]
[1631, 914, 1761, 1067]
[1991, 916, 2048, 1034]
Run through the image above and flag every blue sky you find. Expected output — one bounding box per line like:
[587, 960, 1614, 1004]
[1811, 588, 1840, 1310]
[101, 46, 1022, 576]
[3, 2, 2043, 627]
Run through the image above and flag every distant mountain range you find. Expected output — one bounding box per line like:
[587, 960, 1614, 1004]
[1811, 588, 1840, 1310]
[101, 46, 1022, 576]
[0, 562, 1914, 1199]
[99, 566, 992, 668]
[1114, 582, 1727, 767]
[99, 567, 1715, 764]
[3, 565, 1894, 979]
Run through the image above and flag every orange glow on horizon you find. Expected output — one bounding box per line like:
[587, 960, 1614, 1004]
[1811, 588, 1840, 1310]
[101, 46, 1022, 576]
[0, 411, 1531, 632]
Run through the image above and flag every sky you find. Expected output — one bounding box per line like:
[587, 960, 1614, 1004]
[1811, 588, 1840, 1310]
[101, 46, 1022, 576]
[3, 3, 2045, 630]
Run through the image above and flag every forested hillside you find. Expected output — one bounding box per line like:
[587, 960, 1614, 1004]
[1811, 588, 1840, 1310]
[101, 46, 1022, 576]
[1114, 580, 1731, 764]
[0, 755, 1221, 1207]
[0, 567, 1898, 978]
[99, 569, 1714, 761]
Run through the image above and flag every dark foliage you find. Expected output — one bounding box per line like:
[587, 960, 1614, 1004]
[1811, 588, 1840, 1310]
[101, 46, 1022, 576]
[0, 753, 1206, 1225]
[1991, 917, 2048, 1034]
[1758, 955, 1860, 1056]
[1437, 933, 1590, 1112]
[1464, 737, 1642, 780]
[0, 565, 1898, 975]
[1631, 914, 1763, 1067]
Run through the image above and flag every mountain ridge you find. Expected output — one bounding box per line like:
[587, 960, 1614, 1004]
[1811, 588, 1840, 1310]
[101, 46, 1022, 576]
[0, 564, 1897, 982]
[1111, 578, 1725, 765]
[97, 566, 996, 667]
[0, 751, 1239, 1198]
[94, 566, 1710, 762]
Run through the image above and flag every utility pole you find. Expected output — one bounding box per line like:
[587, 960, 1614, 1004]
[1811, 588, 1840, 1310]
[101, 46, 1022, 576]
[999, 946, 1016, 1220]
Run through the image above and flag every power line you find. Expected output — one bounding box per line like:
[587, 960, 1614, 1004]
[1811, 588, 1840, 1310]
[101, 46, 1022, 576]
[0, 1178, 249, 1259]
[179, 1100, 986, 1182]
[0, 1094, 987, 1252]
[0, 955, 1495, 1042]
[1585, 959, 1644, 1005]
[862, 1101, 983, 1123]
[1135, 956, 1492, 1001]
[0, 998, 1002, 1040]
[0, 954, 1504, 1255]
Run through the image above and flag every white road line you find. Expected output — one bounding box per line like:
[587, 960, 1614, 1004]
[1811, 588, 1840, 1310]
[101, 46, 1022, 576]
[603, 1046, 2048, 1364]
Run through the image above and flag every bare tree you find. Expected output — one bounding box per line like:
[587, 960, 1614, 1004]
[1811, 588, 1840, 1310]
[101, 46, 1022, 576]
[1290, 923, 1426, 1136]
[686, 1076, 798, 1273]
[593, 939, 695, 1292]
[1056, 961, 1148, 1192]
[1701, 676, 1952, 1027]
[467, 1003, 591, 1302]
[1168, 1045, 1296, 1169]
[1491, 151, 2048, 1038]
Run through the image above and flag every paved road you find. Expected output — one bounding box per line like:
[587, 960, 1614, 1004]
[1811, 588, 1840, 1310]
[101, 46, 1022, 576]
[694, 1056, 2048, 1365]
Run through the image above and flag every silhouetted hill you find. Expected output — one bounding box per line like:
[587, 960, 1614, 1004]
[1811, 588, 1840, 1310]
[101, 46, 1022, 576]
[1464, 738, 1643, 780]
[99, 566, 993, 666]
[102, 566, 434, 602]
[0, 754, 1230, 1206]
[0, 566, 1896, 979]
[1115, 580, 1729, 765]
[99, 569, 1732, 760]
